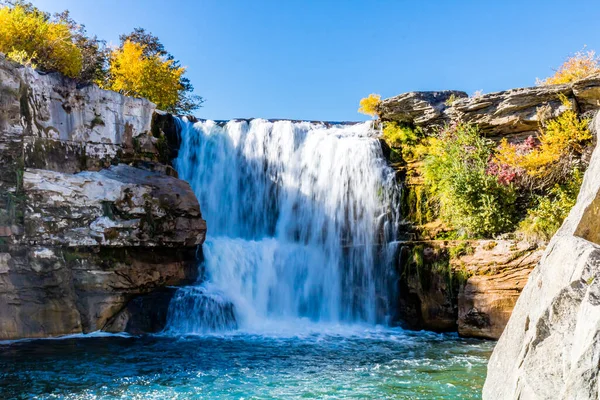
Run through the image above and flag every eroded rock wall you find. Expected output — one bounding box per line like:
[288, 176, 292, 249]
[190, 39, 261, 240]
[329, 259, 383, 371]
[395, 240, 542, 339]
[0, 54, 206, 340]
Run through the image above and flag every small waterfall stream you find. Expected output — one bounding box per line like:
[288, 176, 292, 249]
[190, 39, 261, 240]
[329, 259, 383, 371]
[166, 119, 401, 333]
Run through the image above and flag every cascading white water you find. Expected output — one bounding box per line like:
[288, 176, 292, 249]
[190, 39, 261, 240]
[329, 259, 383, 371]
[166, 118, 400, 333]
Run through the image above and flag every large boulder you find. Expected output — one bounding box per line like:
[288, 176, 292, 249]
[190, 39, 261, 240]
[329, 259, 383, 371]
[23, 165, 205, 247]
[483, 114, 600, 399]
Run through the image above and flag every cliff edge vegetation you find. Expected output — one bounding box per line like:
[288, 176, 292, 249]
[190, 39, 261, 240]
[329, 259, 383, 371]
[367, 50, 600, 338]
[361, 50, 599, 243]
[0, 0, 202, 113]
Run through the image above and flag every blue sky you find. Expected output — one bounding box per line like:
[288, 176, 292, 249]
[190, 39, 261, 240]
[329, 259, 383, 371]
[30, 0, 600, 121]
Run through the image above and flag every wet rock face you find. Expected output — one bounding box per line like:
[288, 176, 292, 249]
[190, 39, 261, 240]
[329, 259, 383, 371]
[0, 54, 206, 340]
[395, 240, 541, 338]
[0, 246, 199, 339]
[483, 114, 600, 399]
[395, 244, 458, 332]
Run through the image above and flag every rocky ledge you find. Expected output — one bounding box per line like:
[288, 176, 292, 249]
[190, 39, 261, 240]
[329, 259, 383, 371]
[0, 54, 205, 339]
[483, 113, 600, 399]
[378, 75, 600, 138]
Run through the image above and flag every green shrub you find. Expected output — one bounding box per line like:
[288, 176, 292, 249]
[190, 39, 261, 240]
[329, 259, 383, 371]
[519, 168, 582, 242]
[449, 241, 474, 259]
[382, 122, 423, 162]
[422, 123, 517, 238]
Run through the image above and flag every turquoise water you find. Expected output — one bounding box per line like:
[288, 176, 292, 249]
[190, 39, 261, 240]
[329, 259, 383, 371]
[0, 327, 493, 399]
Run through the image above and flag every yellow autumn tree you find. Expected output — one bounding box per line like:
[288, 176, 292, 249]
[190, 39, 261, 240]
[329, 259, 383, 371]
[104, 40, 184, 111]
[358, 94, 381, 118]
[538, 49, 600, 85]
[0, 4, 82, 77]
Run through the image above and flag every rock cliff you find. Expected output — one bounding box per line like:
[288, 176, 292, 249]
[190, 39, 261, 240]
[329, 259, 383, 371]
[395, 240, 542, 339]
[384, 78, 600, 339]
[483, 113, 600, 399]
[0, 54, 206, 340]
[378, 75, 600, 138]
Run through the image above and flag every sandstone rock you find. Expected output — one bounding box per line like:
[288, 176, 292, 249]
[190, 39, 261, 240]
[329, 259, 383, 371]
[378, 91, 467, 127]
[0, 163, 208, 339]
[395, 240, 542, 337]
[572, 73, 600, 113]
[458, 266, 534, 340]
[378, 82, 585, 139]
[457, 240, 542, 339]
[483, 113, 600, 399]
[0, 245, 199, 339]
[449, 85, 573, 138]
[0, 163, 206, 339]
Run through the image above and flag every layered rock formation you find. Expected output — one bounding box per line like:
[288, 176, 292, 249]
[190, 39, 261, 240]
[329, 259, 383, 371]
[395, 240, 542, 338]
[0, 54, 206, 339]
[379, 75, 600, 138]
[483, 113, 600, 399]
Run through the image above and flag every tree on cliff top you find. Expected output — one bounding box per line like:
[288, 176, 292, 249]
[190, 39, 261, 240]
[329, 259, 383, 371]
[0, 2, 82, 77]
[0, 3, 203, 113]
[102, 28, 203, 114]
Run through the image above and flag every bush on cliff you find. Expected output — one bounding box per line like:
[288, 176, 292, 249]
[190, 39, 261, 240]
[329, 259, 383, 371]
[382, 122, 425, 162]
[492, 95, 591, 188]
[0, 3, 203, 113]
[538, 49, 600, 85]
[489, 95, 591, 242]
[358, 94, 381, 118]
[102, 28, 203, 114]
[0, 3, 82, 77]
[422, 123, 517, 238]
[519, 168, 582, 242]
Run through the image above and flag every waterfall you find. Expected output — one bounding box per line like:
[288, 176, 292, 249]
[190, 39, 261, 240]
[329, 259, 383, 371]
[166, 118, 400, 333]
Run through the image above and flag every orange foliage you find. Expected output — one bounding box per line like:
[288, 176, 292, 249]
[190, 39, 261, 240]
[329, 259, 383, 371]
[358, 94, 381, 118]
[539, 49, 600, 85]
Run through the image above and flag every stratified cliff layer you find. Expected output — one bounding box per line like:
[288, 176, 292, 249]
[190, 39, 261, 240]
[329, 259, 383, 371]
[483, 113, 600, 399]
[0, 54, 206, 339]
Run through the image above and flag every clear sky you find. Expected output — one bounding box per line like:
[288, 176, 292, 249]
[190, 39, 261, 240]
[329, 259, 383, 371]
[29, 0, 600, 121]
